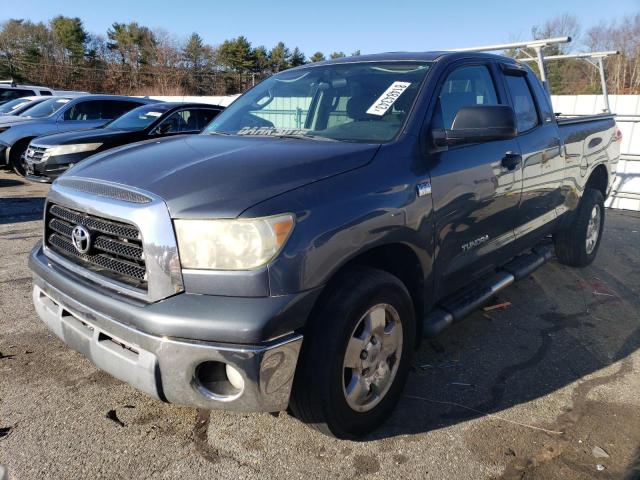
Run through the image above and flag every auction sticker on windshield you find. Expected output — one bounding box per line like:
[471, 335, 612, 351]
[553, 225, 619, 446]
[366, 81, 411, 116]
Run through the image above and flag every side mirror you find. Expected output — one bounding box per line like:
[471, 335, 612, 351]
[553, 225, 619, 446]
[433, 105, 516, 147]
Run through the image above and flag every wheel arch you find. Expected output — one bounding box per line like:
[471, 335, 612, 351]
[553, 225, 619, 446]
[586, 163, 609, 199]
[311, 242, 426, 344]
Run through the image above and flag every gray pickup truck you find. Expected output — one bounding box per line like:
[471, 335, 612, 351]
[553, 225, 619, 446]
[29, 51, 620, 439]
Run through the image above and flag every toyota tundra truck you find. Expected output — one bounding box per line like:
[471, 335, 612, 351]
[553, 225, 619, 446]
[29, 51, 620, 439]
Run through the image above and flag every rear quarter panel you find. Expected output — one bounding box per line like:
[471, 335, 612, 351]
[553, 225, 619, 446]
[558, 116, 619, 212]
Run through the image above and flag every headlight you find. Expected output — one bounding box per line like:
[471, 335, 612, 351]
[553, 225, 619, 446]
[174, 214, 294, 270]
[47, 143, 102, 156]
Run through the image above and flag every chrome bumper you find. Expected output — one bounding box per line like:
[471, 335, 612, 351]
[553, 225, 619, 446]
[32, 276, 303, 412]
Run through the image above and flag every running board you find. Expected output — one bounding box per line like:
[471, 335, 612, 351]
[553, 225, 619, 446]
[423, 246, 553, 337]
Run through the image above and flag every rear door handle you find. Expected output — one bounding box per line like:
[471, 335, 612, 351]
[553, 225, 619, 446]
[501, 152, 522, 171]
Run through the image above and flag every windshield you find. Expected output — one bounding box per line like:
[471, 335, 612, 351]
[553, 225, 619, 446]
[0, 98, 31, 114]
[205, 61, 431, 143]
[106, 104, 169, 131]
[20, 98, 71, 118]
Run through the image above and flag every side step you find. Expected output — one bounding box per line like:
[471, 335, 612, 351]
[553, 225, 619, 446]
[423, 246, 553, 337]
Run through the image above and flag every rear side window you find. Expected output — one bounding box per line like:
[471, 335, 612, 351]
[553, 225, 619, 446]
[199, 109, 221, 129]
[438, 65, 499, 129]
[103, 100, 142, 120]
[504, 75, 538, 132]
[40, 90, 52, 96]
[64, 100, 103, 121]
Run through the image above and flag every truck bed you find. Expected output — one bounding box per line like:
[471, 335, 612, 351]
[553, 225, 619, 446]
[556, 113, 616, 125]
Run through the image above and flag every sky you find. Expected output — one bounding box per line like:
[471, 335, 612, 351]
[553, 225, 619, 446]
[1, 0, 639, 56]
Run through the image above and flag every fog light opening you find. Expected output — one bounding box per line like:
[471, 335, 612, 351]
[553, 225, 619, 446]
[193, 361, 244, 400]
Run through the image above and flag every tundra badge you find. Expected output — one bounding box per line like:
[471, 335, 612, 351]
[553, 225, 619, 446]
[462, 234, 489, 252]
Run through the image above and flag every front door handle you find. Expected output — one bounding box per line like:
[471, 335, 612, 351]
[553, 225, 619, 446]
[501, 152, 522, 171]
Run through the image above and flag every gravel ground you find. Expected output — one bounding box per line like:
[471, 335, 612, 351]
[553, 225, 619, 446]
[1, 170, 639, 480]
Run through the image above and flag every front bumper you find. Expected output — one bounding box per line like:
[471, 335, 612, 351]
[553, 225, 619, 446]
[25, 157, 70, 182]
[30, 245, 308, 412]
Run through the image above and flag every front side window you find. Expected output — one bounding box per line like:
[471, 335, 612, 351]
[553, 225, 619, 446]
[205, 61, 432, 143]
[504, 74, 538, 133]
[157, 109, 200, 133]
[438, 65, 499, 129]
[20, 98, 70, 118]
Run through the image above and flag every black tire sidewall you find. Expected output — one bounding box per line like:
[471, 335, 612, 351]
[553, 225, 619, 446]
[576, 189, 605, 265]
[554, 188, 605, 268]
[10, 141, 28, 176]
[314, 271, 415, 438]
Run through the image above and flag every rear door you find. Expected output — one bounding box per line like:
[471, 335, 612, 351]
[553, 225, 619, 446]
[501, 65, 563, 236]
[429, 61, 522, 296]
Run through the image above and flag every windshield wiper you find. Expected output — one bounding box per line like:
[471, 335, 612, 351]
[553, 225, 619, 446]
[275, 133, 340, 142]
[207, 131, 233, 136]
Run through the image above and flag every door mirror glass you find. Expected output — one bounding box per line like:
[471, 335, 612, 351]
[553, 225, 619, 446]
[433, 105, 516, 147]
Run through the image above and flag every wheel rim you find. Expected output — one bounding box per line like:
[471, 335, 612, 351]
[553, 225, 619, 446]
[342, 303, 403, 413]
[585, 204, 601, 255]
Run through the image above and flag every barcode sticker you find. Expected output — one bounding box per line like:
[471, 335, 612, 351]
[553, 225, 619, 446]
[366, 81, 411, 116]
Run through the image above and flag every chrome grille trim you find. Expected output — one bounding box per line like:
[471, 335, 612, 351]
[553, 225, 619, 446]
[25, 144, 48, 163]
[50, 204, 140, 240]
[48, 233, 147, 282]
[93, 236, 144, 261]
[56, 178, 152, 204]
[44, 180, 184, 303]
[46, 204, 147, 288]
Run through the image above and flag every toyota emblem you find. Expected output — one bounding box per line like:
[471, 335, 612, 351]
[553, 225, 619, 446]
[71, 225, 91, 254]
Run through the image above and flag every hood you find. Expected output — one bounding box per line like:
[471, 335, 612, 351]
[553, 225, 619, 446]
[33, 127, 130, 146]
[0, 115, 41, 127]
[66, 134, 380, 218]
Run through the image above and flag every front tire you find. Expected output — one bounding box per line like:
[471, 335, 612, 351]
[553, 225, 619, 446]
[289, 267, 416, 439]
[9, 140, 29, 177]
[554, 188, 605, 267]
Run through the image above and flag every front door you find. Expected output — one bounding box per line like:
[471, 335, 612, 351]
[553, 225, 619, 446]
[429, 62, 522, 297]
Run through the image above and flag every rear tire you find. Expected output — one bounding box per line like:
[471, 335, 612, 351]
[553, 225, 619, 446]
[289, 266, 416, 439]
[9, 140, 30, 177]
[554, 188, 605, 267]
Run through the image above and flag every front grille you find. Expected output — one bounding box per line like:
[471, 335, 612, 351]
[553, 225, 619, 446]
[45, 203, 147, 289]
[25, 145, 48, 163]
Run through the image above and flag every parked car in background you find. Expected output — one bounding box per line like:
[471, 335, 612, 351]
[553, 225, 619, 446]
[0, 95, 157, 176]
[0, 80, 54, 104]
[0, 81, 87, 105]
[0, 96, 50, 116]
[25, 102, 224, 182]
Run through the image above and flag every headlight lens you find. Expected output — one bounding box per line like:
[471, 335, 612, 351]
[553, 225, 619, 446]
[174, 214, 294, 270]
[48, 143, 102, 156]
